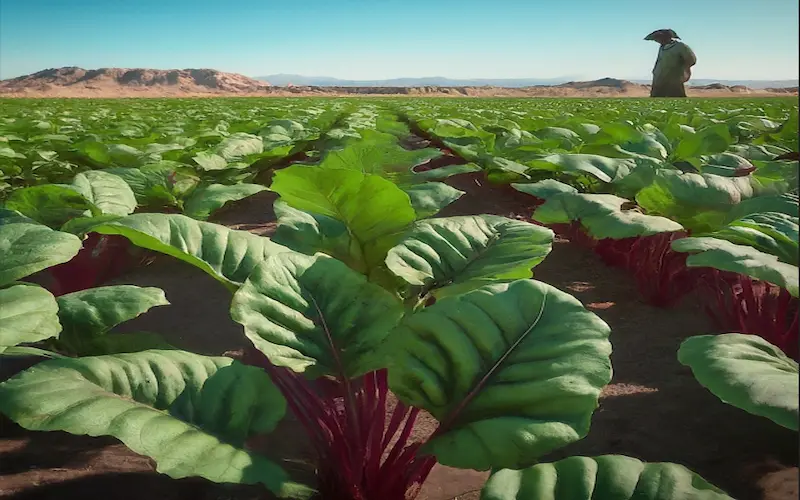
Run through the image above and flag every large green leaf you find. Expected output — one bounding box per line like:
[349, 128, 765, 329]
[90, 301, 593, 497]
[725, 193, 799, 223]
[635, 170, 786, 232]
[215, 133, 264, 160]
[56, 285, 170, 355]
[481, 455, 732, 500]
[3, 184, 95, 227]
[193, 152, 229, 171]
[184, 183, 268, 221]
[0, 350, 311, 498]
[386, 215, 553, 298]
[0, 284, 61, 353]
[231, 252, 404, 379]
[71, 170, 138, 216]
[679, 334, 799, 430]
[403, 182, 464, 219]
[90, 213, 287, 290]
[271, 201, 356, 266]
[316, 130, 442, 184]
[104, 163, 193, 207]
[708, 212, 798, 265]
[411, 162, 482, 182]
[673, 123, 734, 159]
[270, 166, 416, 276]
[671, 237, 799, 297]
[511, 180, 578, 200]
[534, 192, 683, 239]
[526, 154, 635, 184]
[0, 220, 82, 286]
[388, 279, 612, 470]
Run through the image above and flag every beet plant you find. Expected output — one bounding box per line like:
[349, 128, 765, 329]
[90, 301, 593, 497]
[0, 169, 737, 499]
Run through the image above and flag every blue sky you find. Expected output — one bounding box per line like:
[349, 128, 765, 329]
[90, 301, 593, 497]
[1, 0, 797, 81]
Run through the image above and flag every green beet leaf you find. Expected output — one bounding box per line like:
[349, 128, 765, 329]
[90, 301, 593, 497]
[635, 169, 786, 233]
[4, 184, 96, 228]
[270, 166, 416, 275]
[184, 183, 268, 221]
[673, 123, 734, 160]
[388, 280, 612, 470]
[411, 162, 482, 182]
[403, 182, 464, 219]
[56, 285, 171, 355]
[231, 252, 404, 379]
[271, 201, 360, 268]
[386, 215, 553, 298]
[193, 152, 229, 171]
[481, 455, 732, 500]
[671, 236, 799, 297]
[71, 170, 138, 216]
[679, 334, 799, 430]
[0, 350, 312, 498]
[725, 193, 799, 223]
[90, 213, 287, 290]
[512, 179, 578, 200]
[527, 154, 635, 184]
[534, 192, 683, 239]
[0, 284, 61, 353]
[315, 130, 442, 184]
[0, 219, 82, 286]
[708, 212, 798, 265]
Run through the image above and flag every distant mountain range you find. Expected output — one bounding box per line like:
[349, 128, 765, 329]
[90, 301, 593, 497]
[1, 67, 796, 98]
[257, 74, 799, 90]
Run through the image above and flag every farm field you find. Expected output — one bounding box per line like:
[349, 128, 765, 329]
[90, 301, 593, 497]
[0, 96, 798, 500]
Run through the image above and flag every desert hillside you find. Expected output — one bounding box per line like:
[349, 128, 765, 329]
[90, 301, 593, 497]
[0, 67, 272, 96]
[0, 67, 796, 98]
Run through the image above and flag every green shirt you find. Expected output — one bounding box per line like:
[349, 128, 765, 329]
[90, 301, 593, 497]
[653, 41, 697, 84]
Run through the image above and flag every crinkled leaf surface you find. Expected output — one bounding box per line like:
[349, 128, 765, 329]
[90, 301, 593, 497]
[271, 201, 357, 266]
[215, 133, 264, 160]
[534, 192, 683, 239]
[671, 237, 799, 297]
[679, 334, 798, 430]
[0, 284, 61, 352]
[231, 252, 404, 379]
[0, 350, 311, 498]
[0, 220, 82, 286]
[481, 455, 732, 500]
[71, 170, 138, 216]
[184, 183, 268, 221]
[388, 279, 612, 470]
[386, 215, 553, 298]
[90, 213, 287, 290]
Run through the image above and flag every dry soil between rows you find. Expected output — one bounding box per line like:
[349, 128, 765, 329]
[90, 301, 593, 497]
[0, 176, 797, 500]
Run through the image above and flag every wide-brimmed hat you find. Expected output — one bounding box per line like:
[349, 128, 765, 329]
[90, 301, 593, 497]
[645, 29, 680, 40]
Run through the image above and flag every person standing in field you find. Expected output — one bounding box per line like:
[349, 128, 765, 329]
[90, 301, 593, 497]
[645, 29, 697, 97]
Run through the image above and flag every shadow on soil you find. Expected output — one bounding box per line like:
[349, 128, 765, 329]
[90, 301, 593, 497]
[1, 172, 797, 500]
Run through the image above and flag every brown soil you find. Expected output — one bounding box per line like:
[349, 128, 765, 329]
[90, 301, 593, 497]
[1, 166, 797, 499]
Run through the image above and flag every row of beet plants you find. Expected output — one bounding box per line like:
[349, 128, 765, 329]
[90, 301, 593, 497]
[509, 178, 799, 360]
[1, 160, 756, 500]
